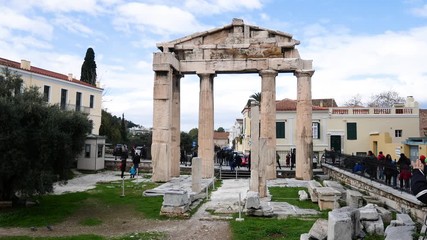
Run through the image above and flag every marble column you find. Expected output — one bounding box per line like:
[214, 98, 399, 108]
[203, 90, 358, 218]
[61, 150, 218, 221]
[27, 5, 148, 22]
[171, 73, 182, 177]
[151, 69, 173, 182]
[198, 73, 215, 178]
[259, 70, 278, 180]
[294, 70, 315, 180]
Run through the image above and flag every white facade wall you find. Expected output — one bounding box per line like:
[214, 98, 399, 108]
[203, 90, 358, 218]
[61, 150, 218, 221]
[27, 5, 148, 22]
[8, 66, 102, 135]
[243, 102, 420, 157]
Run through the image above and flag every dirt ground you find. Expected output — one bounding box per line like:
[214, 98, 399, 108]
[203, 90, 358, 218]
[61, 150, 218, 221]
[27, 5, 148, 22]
[0, 199, 232, 240]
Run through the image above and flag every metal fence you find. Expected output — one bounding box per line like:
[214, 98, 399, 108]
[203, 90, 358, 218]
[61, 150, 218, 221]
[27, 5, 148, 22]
[323, 151, 412, 194]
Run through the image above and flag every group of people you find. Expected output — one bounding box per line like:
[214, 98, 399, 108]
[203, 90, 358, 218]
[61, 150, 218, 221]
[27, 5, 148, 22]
[216, 149, 245, 171]
[352, 151, 413, 190]
[118, 145, 141, 179]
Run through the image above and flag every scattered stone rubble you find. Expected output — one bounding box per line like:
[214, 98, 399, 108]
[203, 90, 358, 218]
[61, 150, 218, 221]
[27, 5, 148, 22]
[301, 179, 420, 240]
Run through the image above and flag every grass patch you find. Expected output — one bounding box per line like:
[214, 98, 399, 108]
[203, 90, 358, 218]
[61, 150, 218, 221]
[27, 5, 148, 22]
[0, 192, 89, 227]
[269, 187, 319, 210]
[79, 217, 103, 226]
[230, 216, 316, 240]
[0, 180, 164, 228]
[0, 232, 166, 240]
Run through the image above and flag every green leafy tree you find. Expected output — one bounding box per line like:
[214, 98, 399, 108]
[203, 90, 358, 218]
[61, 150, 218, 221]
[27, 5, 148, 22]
[0, 68, 91, 202]
[80, 48, 97, 85]
[120, 113, 128, 142]
[188, 128, 198, 144]
[216, 127, 225, 132]
[180, 131, 193, 153]
[247, 92, 261, 107]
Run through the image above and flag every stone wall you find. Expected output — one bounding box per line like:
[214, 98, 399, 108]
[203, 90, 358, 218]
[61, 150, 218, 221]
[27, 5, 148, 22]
[322, 164, 427, 223]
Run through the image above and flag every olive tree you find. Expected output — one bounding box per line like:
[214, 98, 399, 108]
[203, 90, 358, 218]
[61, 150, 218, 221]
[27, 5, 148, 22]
[0, 68, 91, 202]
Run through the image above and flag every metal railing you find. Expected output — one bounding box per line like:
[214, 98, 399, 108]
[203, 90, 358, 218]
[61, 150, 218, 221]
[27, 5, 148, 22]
[322, 151, 413, 193]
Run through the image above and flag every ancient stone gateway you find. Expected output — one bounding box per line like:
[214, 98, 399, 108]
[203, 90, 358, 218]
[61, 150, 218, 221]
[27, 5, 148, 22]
[151, 19, 314, 182]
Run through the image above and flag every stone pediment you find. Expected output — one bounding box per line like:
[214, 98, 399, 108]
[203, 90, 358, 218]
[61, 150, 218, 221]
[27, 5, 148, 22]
[156, 18, 301, 62]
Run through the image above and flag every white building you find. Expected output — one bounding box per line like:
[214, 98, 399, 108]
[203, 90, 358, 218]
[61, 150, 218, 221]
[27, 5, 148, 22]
[0, 57, 105, 170]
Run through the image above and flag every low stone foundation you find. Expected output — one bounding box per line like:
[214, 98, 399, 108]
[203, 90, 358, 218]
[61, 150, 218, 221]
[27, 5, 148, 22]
[322, 164, 427, 223]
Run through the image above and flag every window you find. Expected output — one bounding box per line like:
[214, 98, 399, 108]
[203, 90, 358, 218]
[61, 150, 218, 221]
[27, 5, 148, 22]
[395, 129, 402, 137]
[43, 85, 50, 102]
[89, 120, 93, 134]
[347, 122, 357, 140]
[312, 122, 320, 139]
[76, 92, 82, 111]
[60, 89, 67, 110]
[97, 144, 103, 157]
[90, 95, 94, 108]
[276, 121, 285, 139]
[85, 144, 91, 158]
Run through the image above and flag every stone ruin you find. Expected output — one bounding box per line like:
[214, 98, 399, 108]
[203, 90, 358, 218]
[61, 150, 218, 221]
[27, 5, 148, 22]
[151, 18, 315, 183]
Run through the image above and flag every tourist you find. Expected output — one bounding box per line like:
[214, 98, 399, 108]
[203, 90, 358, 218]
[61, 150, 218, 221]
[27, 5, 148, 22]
[397, 153, 411, 189]
[411, 157, 427, 204]
[285, 152, 290, 167]
[129, 164, 136, 178]
[365, 150, 378, 179]
[330, 147, 336, 165]
[290, 148, 296, 170]
[377, 151, 386, 180]
[132, 152, 140, 172]
[120, 145, 128, 178]
[276, 152, 282, 169]
[383, 154, 395, 185]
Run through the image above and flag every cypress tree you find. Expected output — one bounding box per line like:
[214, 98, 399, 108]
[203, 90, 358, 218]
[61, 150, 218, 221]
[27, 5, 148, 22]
[80, 47, 97, 85]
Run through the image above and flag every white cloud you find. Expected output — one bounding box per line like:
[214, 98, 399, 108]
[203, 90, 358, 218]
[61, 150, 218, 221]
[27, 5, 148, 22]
[184, 0, 262, 15]
[113, 3, 210, 36]
[54, 15, 93, 36]
[0, 8, 53, 40]
[411, 4, 427, 17]
[22, 0, 103, 14]
[301, 25, 427, 106]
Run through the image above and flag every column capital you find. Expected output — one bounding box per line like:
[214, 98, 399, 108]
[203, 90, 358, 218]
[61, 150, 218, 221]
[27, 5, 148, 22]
[294, 69, 315, 78]
[259, 69, 278, 78]
[196, 72, 216, 78]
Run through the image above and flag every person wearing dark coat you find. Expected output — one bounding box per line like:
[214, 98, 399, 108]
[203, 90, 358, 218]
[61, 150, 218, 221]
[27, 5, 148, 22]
[397, 153, 411, 189]
[120, 145, 128, 178]
[383, 154, 395, 185]
[411, 156, 427, 204]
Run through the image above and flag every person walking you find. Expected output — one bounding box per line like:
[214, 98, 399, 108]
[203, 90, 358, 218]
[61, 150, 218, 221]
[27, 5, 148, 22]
[276, 152, 282, 169]
[120, 145, 128, 178]
[129, 164, 136, 178]
[290, 148, 296, 170]
[132, 152, 141, 175]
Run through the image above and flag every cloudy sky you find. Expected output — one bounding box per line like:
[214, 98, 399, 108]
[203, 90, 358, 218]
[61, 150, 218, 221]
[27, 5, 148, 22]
[1, 0, 427, 131]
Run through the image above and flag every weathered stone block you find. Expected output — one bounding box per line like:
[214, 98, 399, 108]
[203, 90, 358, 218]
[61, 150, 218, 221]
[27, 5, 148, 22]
[396, 213, 415, 226]
[308, 219, 328, 240]
[328, 210, 353, 240]
[307, 180, 322, 202]
[298, 190, 309, 201]
[162, 190, 189, 207]
[384, 225, 416, 240]
[245, 191, 261, 209]
[376, 206, 392, 225]
[359, 204, 379, 221]
[362, 217, 384, 235]
[346, 189, 364, 208]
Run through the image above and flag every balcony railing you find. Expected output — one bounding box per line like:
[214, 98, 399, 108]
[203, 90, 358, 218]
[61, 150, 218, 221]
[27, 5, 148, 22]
[330, 107, 415, 115]
[59, 103, 90, 114]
